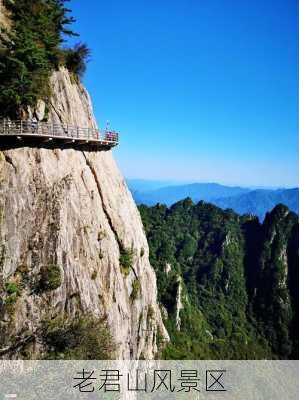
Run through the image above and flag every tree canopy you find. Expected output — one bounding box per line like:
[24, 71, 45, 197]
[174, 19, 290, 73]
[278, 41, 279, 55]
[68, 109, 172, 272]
[0, 0, 90, 118]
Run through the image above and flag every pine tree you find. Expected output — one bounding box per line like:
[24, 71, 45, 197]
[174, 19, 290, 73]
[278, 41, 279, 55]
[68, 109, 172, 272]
[0, 0, 89, 118]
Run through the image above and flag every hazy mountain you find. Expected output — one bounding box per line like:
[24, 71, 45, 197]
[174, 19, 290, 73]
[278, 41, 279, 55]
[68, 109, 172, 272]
[129, 180, 299, 221]
[213, 188, 299, 220]
[130, 182, 250, 206]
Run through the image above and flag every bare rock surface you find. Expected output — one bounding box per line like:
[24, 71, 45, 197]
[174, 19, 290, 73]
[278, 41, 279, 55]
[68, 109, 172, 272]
[0, 67, 168, 359]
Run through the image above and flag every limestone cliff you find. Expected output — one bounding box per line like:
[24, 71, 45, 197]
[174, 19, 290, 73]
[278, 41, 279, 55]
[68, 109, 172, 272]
[0, 0, 10, 30]
[0, 67, 168, 359]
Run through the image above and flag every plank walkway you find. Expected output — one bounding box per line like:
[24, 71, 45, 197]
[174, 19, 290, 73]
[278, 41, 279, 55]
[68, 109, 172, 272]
[0, 120, 119, 150]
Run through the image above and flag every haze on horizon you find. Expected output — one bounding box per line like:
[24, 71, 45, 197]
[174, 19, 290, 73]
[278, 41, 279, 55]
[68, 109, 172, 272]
[69, 0, 299, 187]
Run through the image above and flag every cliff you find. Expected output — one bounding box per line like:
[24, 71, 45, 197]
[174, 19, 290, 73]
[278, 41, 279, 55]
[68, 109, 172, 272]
[0, 67, 168, 359]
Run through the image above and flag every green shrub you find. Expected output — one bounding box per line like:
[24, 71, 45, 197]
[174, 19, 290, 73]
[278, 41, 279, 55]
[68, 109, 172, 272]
[39, 264, 62, 291]
[64, 43, 91, 78]
[4, 281, 21, 308]
[119, 248, 134, 276]
[130, 279, 141, 301]
[42, 314, 116, 360]
[5, 282, 21, 296]
[147, 305, 155, 322]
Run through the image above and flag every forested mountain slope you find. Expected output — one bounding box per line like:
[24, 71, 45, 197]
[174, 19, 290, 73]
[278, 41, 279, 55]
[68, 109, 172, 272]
[140, 200, 299, 359]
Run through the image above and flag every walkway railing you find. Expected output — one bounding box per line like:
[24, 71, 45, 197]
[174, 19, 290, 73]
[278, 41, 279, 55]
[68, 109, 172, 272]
[0, 119, 119, 145]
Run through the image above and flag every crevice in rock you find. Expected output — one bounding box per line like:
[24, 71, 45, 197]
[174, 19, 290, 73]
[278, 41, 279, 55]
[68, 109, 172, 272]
[49, 100, 64, 124]
[131, 267, 139, 280]
[3, 153, 17, 172]
[82, 151, 121, 248]
[82, 152, 140, 280]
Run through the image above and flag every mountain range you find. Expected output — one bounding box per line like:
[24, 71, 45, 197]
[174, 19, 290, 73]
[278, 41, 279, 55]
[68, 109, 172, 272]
[128, 180, 299, 220]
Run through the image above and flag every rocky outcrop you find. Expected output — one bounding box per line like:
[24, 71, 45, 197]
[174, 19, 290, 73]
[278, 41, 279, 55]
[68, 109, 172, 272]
[175, 276, 184, 331]
[0, 67, 168, 359]
[0, 0, 10, 31]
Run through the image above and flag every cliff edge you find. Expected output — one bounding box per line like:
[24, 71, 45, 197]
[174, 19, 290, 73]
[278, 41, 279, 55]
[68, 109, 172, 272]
[0, 67, 168, 359]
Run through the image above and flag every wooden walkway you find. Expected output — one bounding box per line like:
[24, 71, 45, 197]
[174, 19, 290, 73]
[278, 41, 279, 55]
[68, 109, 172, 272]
[0, 120, 119, 150]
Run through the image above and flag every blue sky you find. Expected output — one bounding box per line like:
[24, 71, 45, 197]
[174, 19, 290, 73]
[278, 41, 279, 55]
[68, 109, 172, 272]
[69, 0, 299, 187]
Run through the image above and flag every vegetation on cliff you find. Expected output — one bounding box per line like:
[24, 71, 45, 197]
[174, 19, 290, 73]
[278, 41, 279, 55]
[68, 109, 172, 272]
[140, 200, 299, 359]
[42, 314, 116, 360]
[0, 0, 90, 118]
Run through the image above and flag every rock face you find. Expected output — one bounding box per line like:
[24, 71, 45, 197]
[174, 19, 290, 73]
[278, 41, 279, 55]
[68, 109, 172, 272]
[0, 1, 10, 30]
[0, 67, 168, 359]
[175, 276, 183, 331]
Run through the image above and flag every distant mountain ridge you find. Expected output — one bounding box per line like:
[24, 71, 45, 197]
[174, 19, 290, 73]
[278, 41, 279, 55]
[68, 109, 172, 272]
[127, 180, 299, 220]
[213, 188, 299, 220]
[129, 182, 250, 206]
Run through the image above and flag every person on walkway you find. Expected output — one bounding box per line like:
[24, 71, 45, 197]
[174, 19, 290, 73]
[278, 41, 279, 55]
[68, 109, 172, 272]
[31, 117, 38, 134]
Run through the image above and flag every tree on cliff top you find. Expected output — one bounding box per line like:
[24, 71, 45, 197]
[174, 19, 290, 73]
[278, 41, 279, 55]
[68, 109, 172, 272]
[0, 0, 90, 118]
